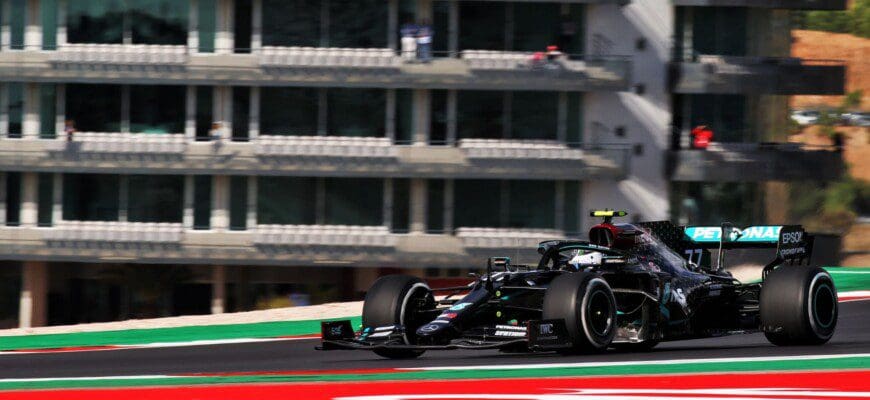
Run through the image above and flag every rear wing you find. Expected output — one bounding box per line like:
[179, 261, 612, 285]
[639, 222, 813, 276]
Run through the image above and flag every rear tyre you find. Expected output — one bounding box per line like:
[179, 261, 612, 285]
[362, 275, 432, 359]
[543, 272, 617, 353]
[760, 266, 838, 346]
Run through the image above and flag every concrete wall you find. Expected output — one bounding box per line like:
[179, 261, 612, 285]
[581, 0, 672, 227]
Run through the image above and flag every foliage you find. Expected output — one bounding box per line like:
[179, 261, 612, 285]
[791, 176, 870, 233]
[843, 90, 863, 110]
[794, 0, 870, 38]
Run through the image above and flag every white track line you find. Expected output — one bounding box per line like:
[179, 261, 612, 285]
[401, 353, 870, 372]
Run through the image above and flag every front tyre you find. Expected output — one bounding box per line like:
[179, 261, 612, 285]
[543, 272, 617, 353]
[760, 266, 838, 346]
[362, 275, 432, 359]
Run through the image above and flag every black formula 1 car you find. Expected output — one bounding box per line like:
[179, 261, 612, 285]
[318, 210, 838, 359]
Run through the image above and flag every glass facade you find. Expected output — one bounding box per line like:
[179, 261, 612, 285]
[262, 0, 387, 48]
[258, 177, 316, 225]
[690, 7, 747, 56]
[62, 174, 119, 221]
[454, 179, 557, 229]
[327, 89, 385, 137]
[689, 94, 747, 142]
[127, 175, 184, 222]
[457, 2, 584, 53]
[67, 84, 122, 132]
[67, 1, 188, 45]
[673, 182, 761, 227]
[6, 83, 23, 137]
[457, 91, 558, 140]
[130, 86, 185, 134]
[260, 88, 319, 136]
[324, 178, 382, 225]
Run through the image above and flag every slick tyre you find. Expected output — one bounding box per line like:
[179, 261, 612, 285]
[760, 266, 838, 346]
[362, 275, 432, 359]
[543, 272, 617, 353]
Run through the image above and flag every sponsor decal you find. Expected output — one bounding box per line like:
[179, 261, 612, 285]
[493, 330, 526, 338]
[436, 313, 457, 320]
[686, 226, 783, 243]
[449, 302, 472, 311]
[418, 324, 439, 332]
[539, 323, 554, 335]
[781, 231, 803, 245]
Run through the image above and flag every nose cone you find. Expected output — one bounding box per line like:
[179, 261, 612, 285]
[416, 322, 448, 337]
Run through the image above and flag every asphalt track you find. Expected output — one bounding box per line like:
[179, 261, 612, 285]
[1, 300, 867, 380]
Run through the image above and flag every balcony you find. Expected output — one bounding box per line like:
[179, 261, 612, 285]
[0, 224, 565, 268]
[0, 135, 629, 180]
[672, 0, 846, 10]
[671, 56, 845, 95]
[668, 142, 844, 181]
[0, 45, 630, 92]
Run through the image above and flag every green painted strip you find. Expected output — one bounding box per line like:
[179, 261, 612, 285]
[825, 267, 870, 293]
[0, 355, 867, 391]
[0, 317, 362, 351]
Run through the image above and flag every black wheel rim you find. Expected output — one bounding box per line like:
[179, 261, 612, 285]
[813, 283, 836, 329]
[587, 289, 613, 337]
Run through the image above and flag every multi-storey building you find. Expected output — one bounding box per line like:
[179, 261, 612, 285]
[0, 0, 845, 327]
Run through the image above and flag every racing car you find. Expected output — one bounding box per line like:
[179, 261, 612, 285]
[318, 210, 837, 359]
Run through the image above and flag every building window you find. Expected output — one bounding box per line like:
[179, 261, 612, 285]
[395, 89, 414, 143]
[456, 3, 583, 53]
[427, 179, 445, 233]
[429, 90, 448, 145]
[459, 3, 505, 51]
[62, 174, 120, 221]
[391, 178, 410, 233]
[566, 92, 583, 145]
[193, 175, 212, 229]
[512, 91, 557, 140]
[67, 0, 188, 45]
[691, 7, 747, 57]
[512, 3, 560, 52]
[39, 84, 57, 138]
[9, 0, 25, 50]
[262, 0, 387, 48]
[689, 94, 747, 142]
[6, 83, 23, 137]
[130, 85, 185, 134]
[257, 177, 316, 225]
[327, 89, 385, 137]
[195, 86, 214, 140]
[324, 178, 383, 226]
[4, 172, 21, 226]
[197, 0, 216, 52]
[42, 0, 58, 50]
[232, 87, 250, 141]
[66, 84, 122, 132]
[260, 87, 319, 136]
[229, 176, 248, 230]
[127, 175, 184, 223]
[675, 182, 760, 227]
[328, 0, 387, 48]
[457, 90, 503, 140]
[37, 173, 53, 227]
[454, 179, 556, 229]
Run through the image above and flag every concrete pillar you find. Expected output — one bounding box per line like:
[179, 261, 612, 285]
[188, 0, 199, 53]
[0, 84, 8, 136]
[19, 172, 38, 227]
[211, 175, 230, 230]
[248, 87, 259, 139]
[57, 0, 67, 48]
[51, 173, 62, 224]
[19, 261, 48, 328]
[183, 175, 194, 230]
[54, 84, 65, 140]
[681, 8, 693, 61]
[22, 83, 40, 138]
[185, 86, 196, 140]
[24, 0, 41, 50]
[251, 0, 262, 54]
[211, 265, 226, 314]
[0, 172, 6, 225]
[409, 179, 427, 234]
[412, 89, 430, 145]
[246, 176, 257, 229]
[216, 0, 235, 54]
[213, 86, 233, 139]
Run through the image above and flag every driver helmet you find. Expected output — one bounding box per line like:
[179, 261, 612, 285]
[568, 251, 603, 269]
